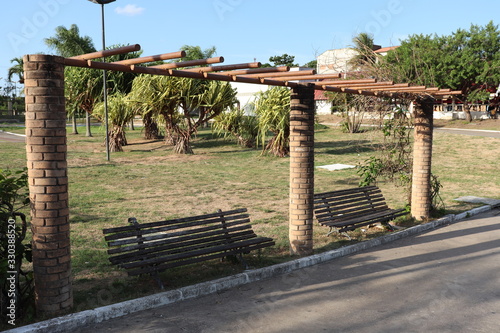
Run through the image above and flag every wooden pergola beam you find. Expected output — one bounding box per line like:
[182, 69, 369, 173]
[221, 66, 290, 76]
[239, 68, 314, 78]
[181, 62, 261, 73]
[68, 44, 141, 60]
[270, 74, 342, 81]
[112, 51, 186, 65]
[315, 79, 377, 86]
[63, 45, 462, 98]
[149, 57, 224, 69]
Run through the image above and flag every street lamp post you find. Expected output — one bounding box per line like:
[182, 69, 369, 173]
[88, 0, 115, 161]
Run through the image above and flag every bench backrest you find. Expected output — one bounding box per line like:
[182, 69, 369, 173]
[313, 186, 390, 225]
[102, 208, 256, 266]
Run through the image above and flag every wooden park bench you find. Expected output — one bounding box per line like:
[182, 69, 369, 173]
[313, 186, 409, 238]
[102, 208, 274, 288]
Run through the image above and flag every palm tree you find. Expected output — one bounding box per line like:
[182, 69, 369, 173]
[253, 87, 291, 157]
[128, 75, 236, 154]
[175, 79, 237, 154]
[93, 93, 135, 152]
[45, 24, 97, 135]
[7, 57, 24, 83]
[348, 32, 377, 71]
[180, 45, 217, 61]
[44, 24, 95, 57]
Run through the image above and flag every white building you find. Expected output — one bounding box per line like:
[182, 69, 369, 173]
[231, 67, 314, 114]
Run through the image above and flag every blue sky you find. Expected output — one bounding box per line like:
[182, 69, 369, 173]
[1, 0, 499, 84]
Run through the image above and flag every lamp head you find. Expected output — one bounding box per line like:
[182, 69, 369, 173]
[88, 0, 116, 4]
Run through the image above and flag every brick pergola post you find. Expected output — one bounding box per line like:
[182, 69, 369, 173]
[289, 85, 315, 256]
[411, 96, 434, 220]
[23, 54, 73, 315]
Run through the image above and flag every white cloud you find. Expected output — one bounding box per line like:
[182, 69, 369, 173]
[115, 4, 145, 16]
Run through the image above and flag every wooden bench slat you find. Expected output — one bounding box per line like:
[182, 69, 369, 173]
[106, 219, 251, 247]
[313, 186, 409, 235]
[314, 191, 385, 204]
[318, 208, 407, 227]
[335, 210, 409, 232]
[108, 229, 258, 264]
[103, 208, 274, 285]
[103, 208, 248, 234]
[126, 238, 275, 276]
[107, 226, 255, 256]
[315, 204, 388, 216]
[104, 213, 250, 241]
[121, 236, 273, 270]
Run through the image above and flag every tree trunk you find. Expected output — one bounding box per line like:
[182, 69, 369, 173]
[464, 101, 472, 122]
[108, 126, 126, 152]
[142, 113, 160, 140]
[71, 114, 78, 135]
[85, 111, 92, 137]
[173, 130, 193, 154]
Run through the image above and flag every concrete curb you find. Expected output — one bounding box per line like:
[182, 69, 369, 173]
[6, 204, 496, 333]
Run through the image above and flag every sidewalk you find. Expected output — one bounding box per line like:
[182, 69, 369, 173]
[76, 208, 500, 333]
[10, 205, 500, 333]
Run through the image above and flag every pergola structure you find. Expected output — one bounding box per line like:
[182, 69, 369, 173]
[23, 44, 461, 315]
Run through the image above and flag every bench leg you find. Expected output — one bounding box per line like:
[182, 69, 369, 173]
[151, 271, 165, 290]
[381, 221, 395, 231]
[238, 253, 249, 270]
[326, 227, 352, 240]
[326, 226, 338, 237]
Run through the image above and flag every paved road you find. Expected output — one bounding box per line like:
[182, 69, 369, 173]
[0, 130, 25, 143]
[434, 127, 500, 138]
[73, 208, 500, 333]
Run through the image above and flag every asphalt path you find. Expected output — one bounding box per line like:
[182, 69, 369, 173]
[0, 130, 25, 143]
[434, 127, 500, 138]
[71, 208, 500, 333]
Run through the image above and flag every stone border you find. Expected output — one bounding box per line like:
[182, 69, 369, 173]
[6, 204, 495, 333]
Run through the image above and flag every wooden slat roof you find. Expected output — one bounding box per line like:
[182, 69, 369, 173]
[64, 44, 462, 98]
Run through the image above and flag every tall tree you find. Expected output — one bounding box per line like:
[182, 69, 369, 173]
[105, 46, 143, 95]
[7, 57, 24, 83]
[128, 75, 236, 154]
[348, 32, 377, 70]
[180, 45, 217, 61]
[44, 24, 96, 57]
[377, 22, 500, 122]
[45, 24, 97, 135]
[128, 75, 181, 145]
[440, 22, 500, 121]
[261, 54, 298, 68]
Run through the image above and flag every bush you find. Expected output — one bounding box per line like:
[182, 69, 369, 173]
[0, 168, 34, 325]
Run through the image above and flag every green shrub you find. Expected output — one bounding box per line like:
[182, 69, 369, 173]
[0, 168, 34, 325]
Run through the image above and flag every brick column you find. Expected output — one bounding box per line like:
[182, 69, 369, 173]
[289, 85, 315, 256]
[23, 54, 72, 315]
[411, 96, 434, 220]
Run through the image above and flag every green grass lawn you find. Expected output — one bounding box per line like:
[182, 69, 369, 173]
[2, 122, 499, 317]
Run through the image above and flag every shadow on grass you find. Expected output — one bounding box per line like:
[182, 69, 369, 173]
[315, 140, 383, 155]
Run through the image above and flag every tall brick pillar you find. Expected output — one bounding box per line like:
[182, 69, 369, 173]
[411, 96, 434, 220]
[289, 85, 315, 256]
[23, 54, 73, 315]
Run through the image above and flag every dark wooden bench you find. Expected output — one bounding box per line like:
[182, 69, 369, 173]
[313, 186, 409, 237]
[102, 208, 274, 288]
